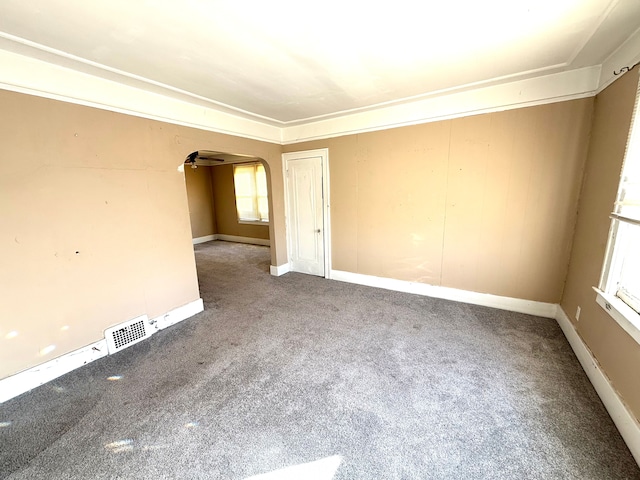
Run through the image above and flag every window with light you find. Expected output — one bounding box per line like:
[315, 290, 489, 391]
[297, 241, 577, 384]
[597, 78, 640, 336]
[233, 163, 269, 223]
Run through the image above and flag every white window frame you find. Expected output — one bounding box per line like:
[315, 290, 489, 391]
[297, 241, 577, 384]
[595, 77, 640, 345]
[233, 162, 269, 225]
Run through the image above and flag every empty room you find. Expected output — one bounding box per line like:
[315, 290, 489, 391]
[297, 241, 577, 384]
[1, 1, 640, 478]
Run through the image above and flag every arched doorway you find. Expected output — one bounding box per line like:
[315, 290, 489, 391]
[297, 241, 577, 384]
[182, 150, 273, 257]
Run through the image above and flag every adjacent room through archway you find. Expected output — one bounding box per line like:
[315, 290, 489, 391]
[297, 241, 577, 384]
[183, 150, 272, 256]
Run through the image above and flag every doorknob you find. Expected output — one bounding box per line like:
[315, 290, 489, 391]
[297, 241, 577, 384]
[316, 229, 321, 233]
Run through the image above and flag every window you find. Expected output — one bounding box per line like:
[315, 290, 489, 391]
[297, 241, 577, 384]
[597, 78, 640, 341]
[233, 163, 269, 223]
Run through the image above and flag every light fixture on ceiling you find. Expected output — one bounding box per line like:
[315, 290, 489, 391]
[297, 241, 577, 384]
[186, 151, 198, 169]
[185, 151, 230, 169]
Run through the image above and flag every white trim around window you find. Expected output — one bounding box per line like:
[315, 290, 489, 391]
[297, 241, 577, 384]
[233, 162, 269, 223]
[238, 219, 269, 226]
[596, 75, 640, 344]
[594, 287, 640, 345]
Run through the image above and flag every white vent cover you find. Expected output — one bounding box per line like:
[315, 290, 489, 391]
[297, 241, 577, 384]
[104, 315, 153, 354]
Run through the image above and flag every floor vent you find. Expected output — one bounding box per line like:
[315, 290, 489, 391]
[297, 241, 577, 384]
[105, 315, 153, 354]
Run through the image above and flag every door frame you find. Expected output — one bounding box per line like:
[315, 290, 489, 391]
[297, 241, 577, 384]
[282, 148, 331, 279]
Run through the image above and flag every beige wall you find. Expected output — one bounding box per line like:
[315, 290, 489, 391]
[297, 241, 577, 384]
[561, 68, 640, 419]
[184, 166, 217, 238]
[0, 89, 284, 379]
[285, 99, 593, 303]
[211, 164, 270, 240]
[5, 76, 636, 424]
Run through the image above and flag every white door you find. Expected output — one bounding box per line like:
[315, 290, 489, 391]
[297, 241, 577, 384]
[284, 150, 328, 277]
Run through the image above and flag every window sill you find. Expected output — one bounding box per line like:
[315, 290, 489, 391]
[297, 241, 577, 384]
[238, 220, 269, 226]
[593, 287, 640, 345]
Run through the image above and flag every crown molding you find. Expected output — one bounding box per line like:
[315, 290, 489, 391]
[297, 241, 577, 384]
[0, 47, 607, 146]
[598, 26, 640, 94]
[280, 67, 600, 144]
[0, 49, 283, 144]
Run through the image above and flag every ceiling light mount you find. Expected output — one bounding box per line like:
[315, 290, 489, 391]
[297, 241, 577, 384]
[186, 151, 198, 169]
[184, 151, 261, 168]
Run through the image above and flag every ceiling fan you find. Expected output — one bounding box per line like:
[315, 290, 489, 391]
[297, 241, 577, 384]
[185, 151, 225, 169]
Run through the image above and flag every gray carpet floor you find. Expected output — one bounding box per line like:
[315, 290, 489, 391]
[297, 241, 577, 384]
[1, 241, 639, 479]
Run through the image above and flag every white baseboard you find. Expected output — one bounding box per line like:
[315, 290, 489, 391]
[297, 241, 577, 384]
[556, 306, 640, 466]
[193, 234, 270, 247]
[153, 298, 204, 330]
[215, 234, 270, 246]
[192, 234, 216, 245]
[270, 263, 291, 277]
[0, 297, 204, 404]
[330, 270, 557, 318]
[0, 339, 108, 404]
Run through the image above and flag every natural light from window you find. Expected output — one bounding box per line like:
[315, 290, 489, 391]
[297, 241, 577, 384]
[597, 76, 640, 340]
[616, 223, 640, 313]
[234, 163, 269, 223]
[243, 455, 342, 480]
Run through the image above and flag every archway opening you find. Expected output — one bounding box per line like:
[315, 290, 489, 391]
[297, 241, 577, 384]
[182, 150, 273, 254]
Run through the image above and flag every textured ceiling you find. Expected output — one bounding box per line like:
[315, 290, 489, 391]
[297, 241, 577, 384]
[0, 0, 639, 126]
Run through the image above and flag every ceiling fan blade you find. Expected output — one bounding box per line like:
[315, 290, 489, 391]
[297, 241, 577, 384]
[197, 157, 225, 162]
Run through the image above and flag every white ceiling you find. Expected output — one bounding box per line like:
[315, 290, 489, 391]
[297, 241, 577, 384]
[0, 0, 639, 134]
